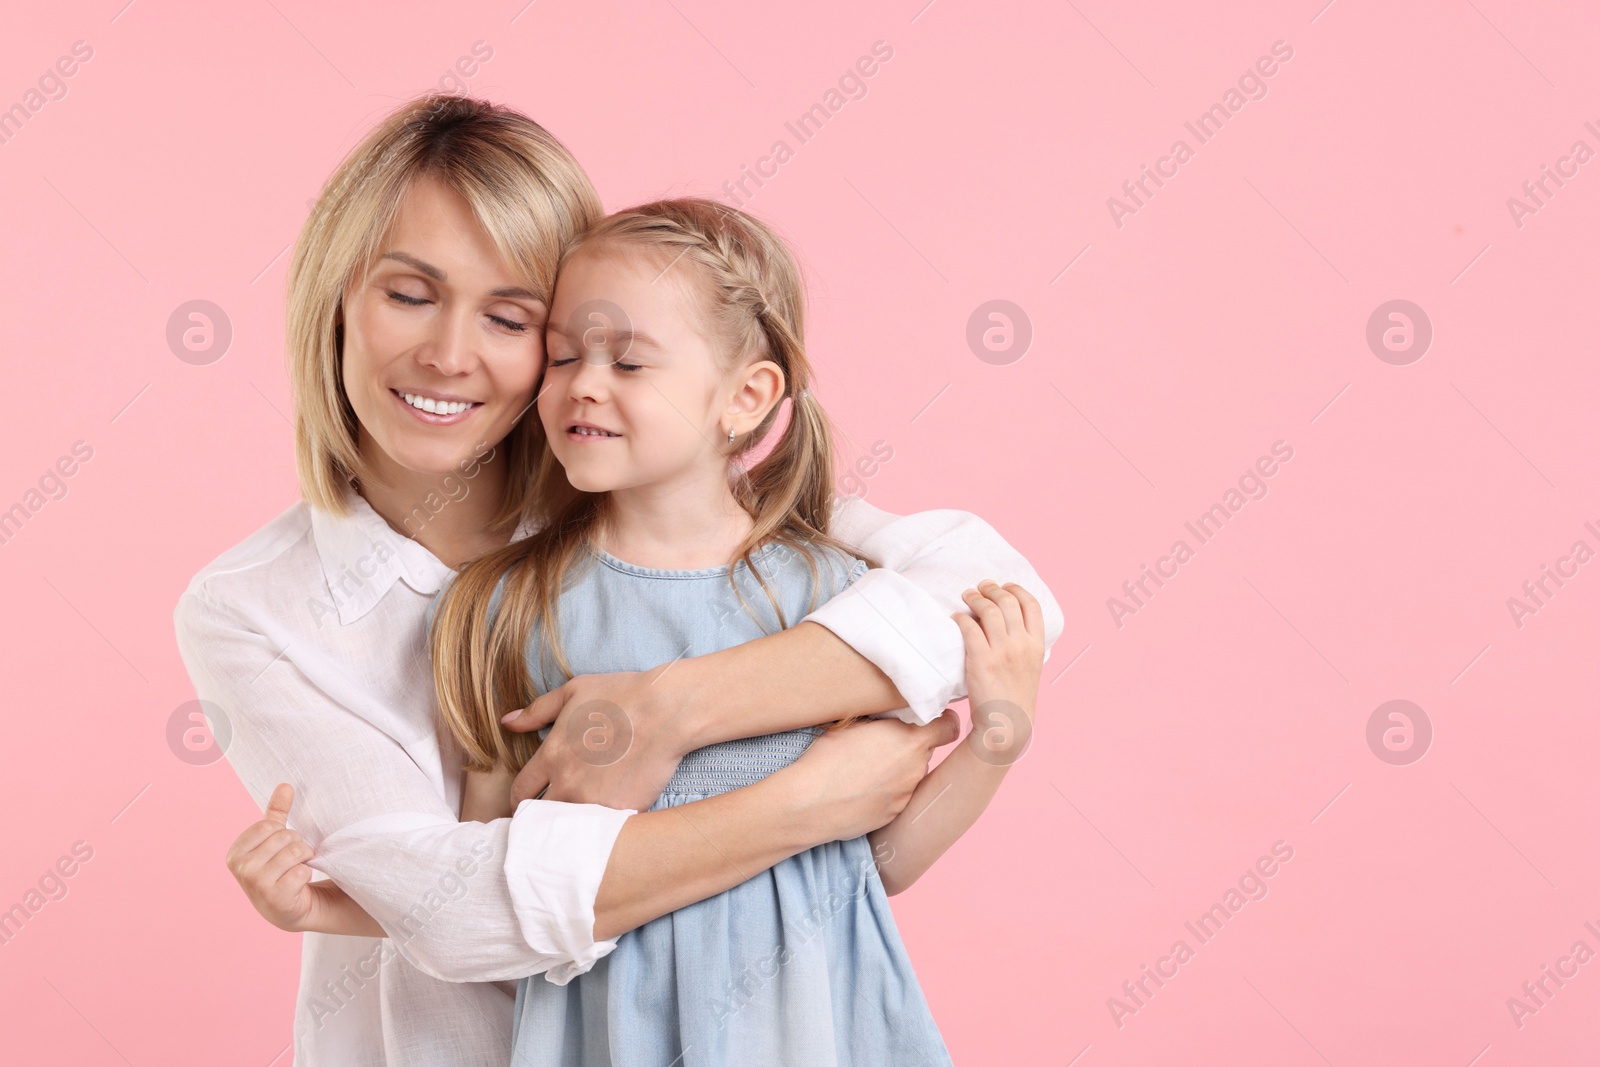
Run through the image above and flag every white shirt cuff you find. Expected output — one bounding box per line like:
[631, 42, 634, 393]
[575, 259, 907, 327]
[802, 566, 964, 725]
[503, 797, 635, 985]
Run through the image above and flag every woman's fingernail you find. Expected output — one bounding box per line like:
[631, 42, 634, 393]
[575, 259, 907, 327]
[501, 710, 519, 724]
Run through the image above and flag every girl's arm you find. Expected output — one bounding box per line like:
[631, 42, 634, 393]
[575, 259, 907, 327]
[869, 583, 1046, 895]
[461, 765, 517, 823]
[506, 501, 1063, 809]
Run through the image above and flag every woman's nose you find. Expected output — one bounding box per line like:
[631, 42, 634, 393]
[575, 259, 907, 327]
[417, 306, 477, 375]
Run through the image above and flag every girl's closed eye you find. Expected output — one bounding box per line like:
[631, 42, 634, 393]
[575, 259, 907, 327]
[548, 355, 645, 372]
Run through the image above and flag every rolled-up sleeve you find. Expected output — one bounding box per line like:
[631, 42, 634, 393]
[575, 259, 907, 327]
[174, 589, 632, 984]
[806, 499, 1066, 725]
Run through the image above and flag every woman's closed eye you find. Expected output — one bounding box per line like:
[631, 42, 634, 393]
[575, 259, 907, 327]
[384, 290, 533, 333]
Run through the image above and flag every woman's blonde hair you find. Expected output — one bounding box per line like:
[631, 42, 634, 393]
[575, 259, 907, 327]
[431, 198, 877, 773]
[286, 93, 603, 529]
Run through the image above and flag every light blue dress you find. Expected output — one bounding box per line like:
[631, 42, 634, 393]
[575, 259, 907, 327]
[503, 539, 953, 1067]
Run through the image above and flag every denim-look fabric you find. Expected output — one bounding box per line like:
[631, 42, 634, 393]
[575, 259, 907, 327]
[507, 540, 953, 1067]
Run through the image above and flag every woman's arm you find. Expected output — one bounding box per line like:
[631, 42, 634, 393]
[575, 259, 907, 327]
[688, 502, 1062, 731]
[593, 712, 955, 939]
[504, 620, 905, 808]
[506, 501, 1063, 808]
[182, 586, 958, 981]
[806, 498, 1062, 723]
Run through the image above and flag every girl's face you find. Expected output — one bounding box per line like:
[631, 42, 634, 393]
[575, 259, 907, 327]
[538, 244, 780, 496]
[341, 176, 548, 480]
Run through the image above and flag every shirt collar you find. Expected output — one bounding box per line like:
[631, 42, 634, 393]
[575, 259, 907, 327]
[308, 476, 536, 626]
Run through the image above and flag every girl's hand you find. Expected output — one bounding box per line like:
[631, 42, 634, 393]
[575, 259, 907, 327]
[224, 783, 320, 932]
[955, 581, 1046, 765]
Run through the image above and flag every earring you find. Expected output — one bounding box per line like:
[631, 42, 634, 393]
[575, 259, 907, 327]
[727, 426, 735, 445]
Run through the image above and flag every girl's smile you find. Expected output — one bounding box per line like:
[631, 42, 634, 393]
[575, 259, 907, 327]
[565, 420, 622, 440]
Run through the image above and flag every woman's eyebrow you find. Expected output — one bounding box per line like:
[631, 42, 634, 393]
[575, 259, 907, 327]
[382, 251, 444, 279]
[381, 251, 542, 301]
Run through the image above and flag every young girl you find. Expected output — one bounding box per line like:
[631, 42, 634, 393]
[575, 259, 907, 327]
[435, 198, 1044, 1064]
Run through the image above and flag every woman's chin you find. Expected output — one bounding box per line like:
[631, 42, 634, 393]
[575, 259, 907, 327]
[382, 440, 492, 481]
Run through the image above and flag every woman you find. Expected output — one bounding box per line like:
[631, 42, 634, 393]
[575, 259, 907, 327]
[175, 94, 1062, 1067]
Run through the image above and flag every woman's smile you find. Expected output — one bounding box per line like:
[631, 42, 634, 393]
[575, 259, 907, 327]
[389, 386, 484, 426]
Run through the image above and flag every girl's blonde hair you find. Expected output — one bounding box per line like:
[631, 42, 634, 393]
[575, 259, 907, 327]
[286, 93, 603, 529]
[431, 198, 877, 773]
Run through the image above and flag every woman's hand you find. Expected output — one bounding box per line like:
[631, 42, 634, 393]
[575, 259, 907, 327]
[224, 783, 318, 932]
[501, 665, 699, 811]
[787, 710, 962, 841]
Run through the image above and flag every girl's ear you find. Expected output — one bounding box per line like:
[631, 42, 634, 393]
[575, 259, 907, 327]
[727, 359, 785, 431]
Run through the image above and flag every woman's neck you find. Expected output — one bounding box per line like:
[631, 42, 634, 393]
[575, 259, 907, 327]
[597, 476, 755, 571]
[353, 444, 517, 571]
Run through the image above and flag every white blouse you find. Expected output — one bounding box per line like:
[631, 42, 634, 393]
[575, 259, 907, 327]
[173, 481, 1062, 1067]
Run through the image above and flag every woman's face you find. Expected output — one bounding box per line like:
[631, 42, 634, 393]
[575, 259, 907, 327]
[341, 175, 548, 480]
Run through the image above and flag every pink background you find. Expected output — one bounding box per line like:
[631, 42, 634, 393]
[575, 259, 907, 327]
[2, 1, 1597, 1063]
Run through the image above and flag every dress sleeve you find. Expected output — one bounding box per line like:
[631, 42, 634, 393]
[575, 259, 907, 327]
[807, 496, 1065, 725]
[174, 588, 633, 985]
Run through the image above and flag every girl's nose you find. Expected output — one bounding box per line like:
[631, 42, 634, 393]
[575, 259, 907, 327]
[566, 352, 611, 401]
